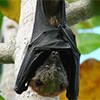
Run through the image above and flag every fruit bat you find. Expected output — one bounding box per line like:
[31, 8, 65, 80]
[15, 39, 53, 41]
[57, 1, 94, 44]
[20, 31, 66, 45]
[14, 0, 80, 100]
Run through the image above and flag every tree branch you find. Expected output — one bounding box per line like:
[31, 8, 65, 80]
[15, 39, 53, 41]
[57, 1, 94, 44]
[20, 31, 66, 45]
[66, 0, 94, 26]
[0, 17, 17, 63]
[0, 43, 14, 63]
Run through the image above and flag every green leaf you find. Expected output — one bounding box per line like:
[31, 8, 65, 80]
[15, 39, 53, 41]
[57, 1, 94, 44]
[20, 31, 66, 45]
[0, 95, 5, 100]
[76, 16, 100, 29]
[77, 33, 100, 54]
[0, 64, 3, 81]
[76, 21, 93, 29]
[0, 12, 3, 30]
[0, 0, 8, 7]
[91, 0, 100, 15]
[90, 16, 100, 27]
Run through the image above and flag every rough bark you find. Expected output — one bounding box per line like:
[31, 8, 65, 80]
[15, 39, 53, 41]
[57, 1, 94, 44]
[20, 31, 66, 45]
[66, 0, 94, 26]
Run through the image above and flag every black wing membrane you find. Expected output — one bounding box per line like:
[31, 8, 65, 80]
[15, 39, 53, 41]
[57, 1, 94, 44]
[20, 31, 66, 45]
[14, 0, 80, 100]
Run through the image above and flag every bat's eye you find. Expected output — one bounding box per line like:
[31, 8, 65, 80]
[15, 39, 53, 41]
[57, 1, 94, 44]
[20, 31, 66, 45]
[45, 65, 50, 69]
[35, 79, 43, 87]
[58, 67, 61, 71]
[59, 83, 66, 92]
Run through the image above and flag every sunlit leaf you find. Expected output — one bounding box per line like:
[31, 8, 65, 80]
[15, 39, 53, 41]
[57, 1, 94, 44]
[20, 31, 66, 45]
[60, 91, 67, 100]
[77, 33, 100, 54]
[0, 95, 5, 100]
[76, 21, 93, 29]
[0, 12, 3, 30]
[0, 0, 21, 23]
[76, 16, 100, 30]
[90, 16, 100, 27]
[79, 59, 100, 100]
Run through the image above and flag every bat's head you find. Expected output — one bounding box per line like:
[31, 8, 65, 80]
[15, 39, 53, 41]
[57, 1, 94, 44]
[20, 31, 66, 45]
[30, 51, 68, 97]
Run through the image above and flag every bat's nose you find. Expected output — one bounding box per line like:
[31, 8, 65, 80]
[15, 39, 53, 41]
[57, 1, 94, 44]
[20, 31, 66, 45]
[51, 51, 58, 55]
[51, 51, 56, 55]
[51, 51, 59, 58]
[55, 51, 59, 55]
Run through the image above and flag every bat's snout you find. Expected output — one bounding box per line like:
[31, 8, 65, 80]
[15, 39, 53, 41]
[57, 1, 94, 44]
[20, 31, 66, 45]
[51, 51, 59, 58]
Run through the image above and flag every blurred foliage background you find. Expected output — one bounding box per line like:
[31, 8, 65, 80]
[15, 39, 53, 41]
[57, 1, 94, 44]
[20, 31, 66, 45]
[0, 0, 100, 100]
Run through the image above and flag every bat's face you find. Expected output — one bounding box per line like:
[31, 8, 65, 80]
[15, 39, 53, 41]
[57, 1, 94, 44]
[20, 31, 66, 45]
[30, 51, 68, 97]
